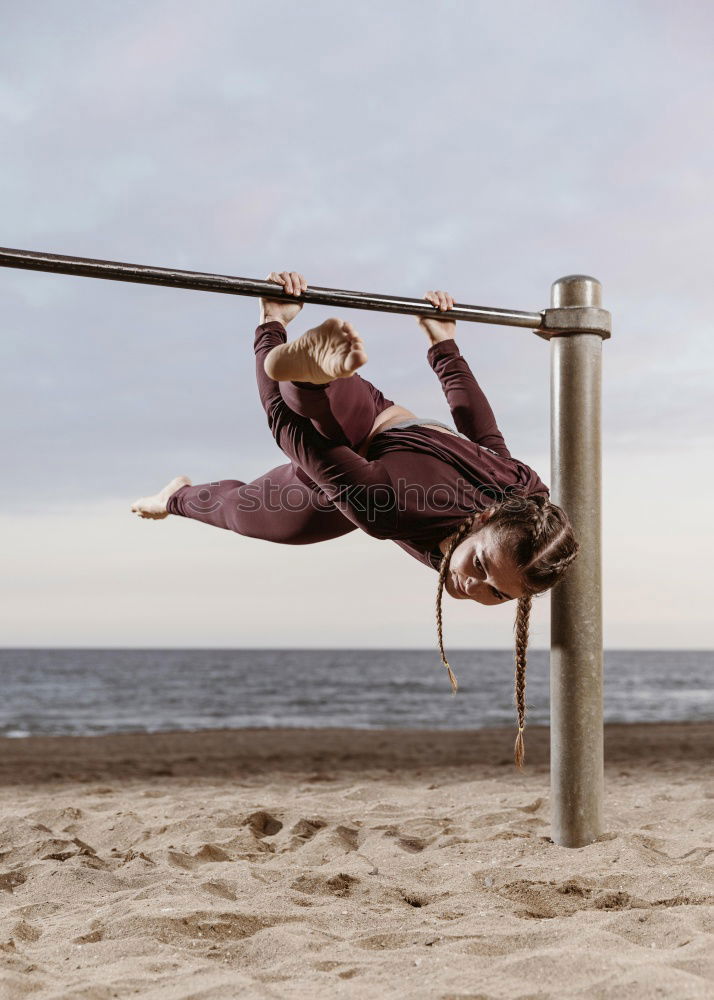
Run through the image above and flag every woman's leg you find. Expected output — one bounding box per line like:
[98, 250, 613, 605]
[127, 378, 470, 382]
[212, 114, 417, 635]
[165, 463, 356, 545]
[264, 318, 413, 451]
[138, 320, 405, 540]
[134, 320, 404, 541]
[252, 322, 401, 539]
[279, 376, 395, 449]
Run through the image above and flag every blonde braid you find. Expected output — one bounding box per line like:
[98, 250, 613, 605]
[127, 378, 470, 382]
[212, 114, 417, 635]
[511, 496, 552, 768]
[513, 593, 532, 768]
[435, 512, 479, 694]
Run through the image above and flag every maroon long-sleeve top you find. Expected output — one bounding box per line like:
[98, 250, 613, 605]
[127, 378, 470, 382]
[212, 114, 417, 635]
[256, 323, 549, 571]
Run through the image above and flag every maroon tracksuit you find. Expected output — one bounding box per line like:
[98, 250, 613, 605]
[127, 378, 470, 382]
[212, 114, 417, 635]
[167, 321, 548, 571]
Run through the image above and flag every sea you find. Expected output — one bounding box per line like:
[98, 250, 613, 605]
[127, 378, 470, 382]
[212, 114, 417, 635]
[0, 649, 711, 738]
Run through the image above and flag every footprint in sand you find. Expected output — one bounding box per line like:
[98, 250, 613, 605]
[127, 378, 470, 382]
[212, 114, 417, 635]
[356, 931, 439, 951]
[337, 968, 362, 979]
[0, 870, 27, 893]
[333, 825, 363, 851]
[492, 877, 709, 920]
[201, 880, 238, 901]
[399, 890, 436, 908]
[377, 826, 432, 853]
[290, 818, 327, 840]
[73, 925, 104, 944]
[11, 920, 42, 943]
[290, 872, 360, 898]
[494, 877, 599, 919]
[27, 805, 84, 829]
[192, 844, 232, 863]
[110, 910, 276, 945]
[39, 836, 98, 862]
[396, 835, 430, 853]
[110, 847, 156, 866]
[243, 811, 283, 838]
[167, 842, 244, 869]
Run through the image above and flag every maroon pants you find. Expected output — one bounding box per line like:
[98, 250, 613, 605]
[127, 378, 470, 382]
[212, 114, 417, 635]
[167, 329, 395, 544]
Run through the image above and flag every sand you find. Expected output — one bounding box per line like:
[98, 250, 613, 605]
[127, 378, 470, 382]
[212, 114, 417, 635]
[0, 721, 712, 1000]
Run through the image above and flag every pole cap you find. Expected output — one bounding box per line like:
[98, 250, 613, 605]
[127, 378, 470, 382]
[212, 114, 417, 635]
[551, 275, 602, 308]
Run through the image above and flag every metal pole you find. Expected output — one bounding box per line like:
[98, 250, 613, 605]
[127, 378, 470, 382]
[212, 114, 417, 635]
[0, 246, 542, 329]
[543, 275, 610, 848]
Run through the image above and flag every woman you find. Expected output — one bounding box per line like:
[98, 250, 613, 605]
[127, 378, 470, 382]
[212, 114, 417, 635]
[131, 271, 579, 766]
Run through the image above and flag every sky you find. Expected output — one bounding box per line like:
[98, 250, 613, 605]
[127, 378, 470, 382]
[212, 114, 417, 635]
[1, 0, 712, 648]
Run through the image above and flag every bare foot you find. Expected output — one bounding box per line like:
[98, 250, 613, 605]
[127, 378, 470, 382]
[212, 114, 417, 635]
[131, 475, 192, 519]
[263, 318, 368, 383]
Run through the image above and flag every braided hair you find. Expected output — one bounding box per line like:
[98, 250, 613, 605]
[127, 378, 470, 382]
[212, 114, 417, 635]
[435, 494, 579, 769]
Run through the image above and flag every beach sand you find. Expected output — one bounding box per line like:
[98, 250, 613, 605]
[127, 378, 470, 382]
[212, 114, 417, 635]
[0, 721, 712, 999]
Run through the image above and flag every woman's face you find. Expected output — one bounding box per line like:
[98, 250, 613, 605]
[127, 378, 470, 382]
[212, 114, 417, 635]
[444, 518, 526, 606]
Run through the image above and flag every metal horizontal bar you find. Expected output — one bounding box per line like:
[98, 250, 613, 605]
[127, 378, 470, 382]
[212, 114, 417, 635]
[0, 246, 544, 330]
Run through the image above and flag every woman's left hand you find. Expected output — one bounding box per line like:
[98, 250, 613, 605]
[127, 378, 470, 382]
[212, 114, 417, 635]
[418, 290, 456, 344]
[260, 271, 308, 326]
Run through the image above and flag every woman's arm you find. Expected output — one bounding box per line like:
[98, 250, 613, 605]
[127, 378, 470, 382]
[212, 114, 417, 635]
[427, 339, 511, 458]
[418, 290, 511, 459]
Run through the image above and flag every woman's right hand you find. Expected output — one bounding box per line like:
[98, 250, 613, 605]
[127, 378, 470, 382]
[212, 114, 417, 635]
[260, 271, 308, 326]
[418, 290, 457, 344]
